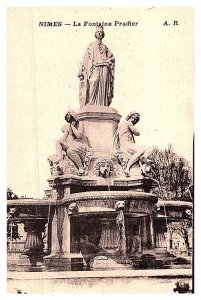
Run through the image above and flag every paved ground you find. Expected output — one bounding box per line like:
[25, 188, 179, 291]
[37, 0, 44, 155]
[7, 268, 193, 294]
[8, 268, 192, 279]
[7, 254, 193, 293]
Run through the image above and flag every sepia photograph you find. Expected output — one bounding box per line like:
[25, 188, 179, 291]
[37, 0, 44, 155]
[6, 4, 194, 294]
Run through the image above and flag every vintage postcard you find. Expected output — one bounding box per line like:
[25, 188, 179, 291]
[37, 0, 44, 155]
[7, 6, 194, 294]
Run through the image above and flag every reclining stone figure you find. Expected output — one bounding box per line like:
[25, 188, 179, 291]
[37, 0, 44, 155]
[48, 110, 92, 176]
[114, 112, 153, 177]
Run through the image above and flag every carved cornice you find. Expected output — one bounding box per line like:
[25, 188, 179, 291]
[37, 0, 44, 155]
[78, 113, 121, 122]
[77, 105, 121, 122]
[113, 178, 153, 186]
[62, 191, 157, 205]
[7, 199, 56, 207]
[47, 175, 154, 188]
[7, 191, 157, 213]
[47, 175, 97, 186]
[158, 200, 193, 208]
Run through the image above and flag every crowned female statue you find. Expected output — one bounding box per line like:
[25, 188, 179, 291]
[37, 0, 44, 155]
[78, 25, 115, 107]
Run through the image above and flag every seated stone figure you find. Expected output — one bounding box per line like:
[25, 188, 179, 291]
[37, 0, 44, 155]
[48, 110, 91, 176]
[114, 112, 153, 177]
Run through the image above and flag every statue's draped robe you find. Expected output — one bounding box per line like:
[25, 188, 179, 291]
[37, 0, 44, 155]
[78, 41, 115, 107]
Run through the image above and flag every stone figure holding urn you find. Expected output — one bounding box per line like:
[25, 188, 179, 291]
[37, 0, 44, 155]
[78, 25, 115, 107]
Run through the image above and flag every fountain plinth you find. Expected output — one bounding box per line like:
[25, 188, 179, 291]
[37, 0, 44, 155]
[7, 26, 159, 271]
[77, 105, 121, 156]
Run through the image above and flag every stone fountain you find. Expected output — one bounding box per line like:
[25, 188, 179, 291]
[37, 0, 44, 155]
[7, 25, 158, 271]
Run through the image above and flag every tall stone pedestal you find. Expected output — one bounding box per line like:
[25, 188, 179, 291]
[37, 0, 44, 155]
[77, 105, 121, 156]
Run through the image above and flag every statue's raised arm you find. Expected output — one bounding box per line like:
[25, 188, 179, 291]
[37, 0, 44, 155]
[78, 25, 115, 107]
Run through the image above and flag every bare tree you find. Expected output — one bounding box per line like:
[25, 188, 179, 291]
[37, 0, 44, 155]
[150, 144, 192, 201]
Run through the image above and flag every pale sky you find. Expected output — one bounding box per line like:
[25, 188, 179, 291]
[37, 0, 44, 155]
[7, 7, 194, 198]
